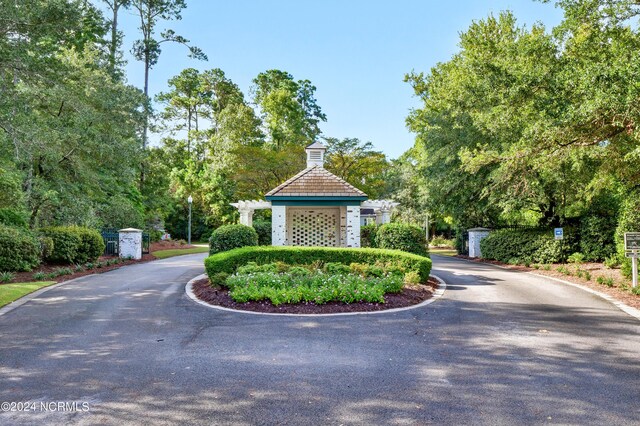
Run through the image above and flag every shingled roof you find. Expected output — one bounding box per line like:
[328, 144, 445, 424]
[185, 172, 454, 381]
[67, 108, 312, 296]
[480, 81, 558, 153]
[265, 166, 367, 198]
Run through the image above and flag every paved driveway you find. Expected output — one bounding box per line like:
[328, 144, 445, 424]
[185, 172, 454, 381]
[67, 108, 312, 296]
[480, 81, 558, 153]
[0, 254, 638, 425]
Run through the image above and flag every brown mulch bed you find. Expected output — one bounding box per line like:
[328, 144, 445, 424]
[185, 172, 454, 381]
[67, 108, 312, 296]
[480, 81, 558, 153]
[3, 254, 157, 285]
[456, 255, 640, 310]
[192, 277, 439, 314]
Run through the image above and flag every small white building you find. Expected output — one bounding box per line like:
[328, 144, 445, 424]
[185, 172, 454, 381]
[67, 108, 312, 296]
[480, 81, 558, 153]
[231, 142, 398, 248]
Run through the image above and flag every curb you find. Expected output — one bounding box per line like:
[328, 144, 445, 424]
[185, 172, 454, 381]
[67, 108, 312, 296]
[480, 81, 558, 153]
[185, 274, 447, 317]
[0, 274, 98, 318]
[432, 254, 640, 322]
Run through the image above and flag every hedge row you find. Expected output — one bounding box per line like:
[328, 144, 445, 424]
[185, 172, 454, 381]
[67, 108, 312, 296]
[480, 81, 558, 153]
[204, 246, 432, 283]
[359, 223, 428, 256]
[480, 229, 579, 264]
[40, 226, 104, 264]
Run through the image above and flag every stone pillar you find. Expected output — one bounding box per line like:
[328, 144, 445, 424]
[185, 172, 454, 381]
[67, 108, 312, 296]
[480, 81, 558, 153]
[238, 208, 254, 226]
[346, 206, 361, 248]
[468, 227, 491, 258]
[271, 205, 287, 246]
[119, 228, 142, 260]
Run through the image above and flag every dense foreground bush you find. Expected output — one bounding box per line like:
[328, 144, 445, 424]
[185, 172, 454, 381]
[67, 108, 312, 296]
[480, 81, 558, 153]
[205, 246, 432, 282]
[40, 226, 104, 264]
[0, 224, 41, 272]
[209, 224, 258, 254]
[375, 223, 428, 256]
[480, 228, 578, 264]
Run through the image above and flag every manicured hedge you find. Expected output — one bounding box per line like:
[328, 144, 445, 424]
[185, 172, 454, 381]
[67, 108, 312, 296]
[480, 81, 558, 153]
[204, 246, 432, 283]
[375, 223, 428, 256]
[40, 226, 104, 264]
[0, 224, 41, 272]
[252, 220, 272, 246]
[209, 224, 259, 254]
[480, 228, 578, 264]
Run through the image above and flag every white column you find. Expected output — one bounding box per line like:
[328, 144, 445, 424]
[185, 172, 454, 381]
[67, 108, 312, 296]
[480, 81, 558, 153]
[239, 209, 254, 226]
[375, 210, 383, 225]
[346, 206, 361, 248]
[380, 208, 391, 224]
[271, 205, 287, 246]
[118, 228, 142, 260]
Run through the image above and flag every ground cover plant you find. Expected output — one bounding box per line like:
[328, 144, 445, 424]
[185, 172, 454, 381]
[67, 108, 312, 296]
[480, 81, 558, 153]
[221, 261, 410, 305]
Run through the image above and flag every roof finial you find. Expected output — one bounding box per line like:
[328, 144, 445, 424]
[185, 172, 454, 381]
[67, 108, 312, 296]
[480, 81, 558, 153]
[305, 141, 326, 168]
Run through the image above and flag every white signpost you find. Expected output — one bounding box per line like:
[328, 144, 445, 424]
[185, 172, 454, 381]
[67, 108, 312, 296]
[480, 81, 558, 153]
[624, 232, 640, 288]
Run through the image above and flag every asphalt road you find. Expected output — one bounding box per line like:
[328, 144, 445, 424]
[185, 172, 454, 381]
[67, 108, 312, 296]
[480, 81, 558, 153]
[0, 254, 639, 425]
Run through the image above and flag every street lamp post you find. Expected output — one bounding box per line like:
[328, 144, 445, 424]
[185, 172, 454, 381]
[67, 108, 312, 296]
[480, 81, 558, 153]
[187, 195, 193, 245]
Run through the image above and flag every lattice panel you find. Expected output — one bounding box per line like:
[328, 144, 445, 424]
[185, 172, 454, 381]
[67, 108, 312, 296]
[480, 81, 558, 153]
[289, 209, 339, 247]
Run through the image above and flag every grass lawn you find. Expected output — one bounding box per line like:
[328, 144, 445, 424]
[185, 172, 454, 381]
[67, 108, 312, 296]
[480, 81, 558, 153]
[430, 248, 457, 256]
[153, 246, 210, 259]
[0, 281, 57, 308]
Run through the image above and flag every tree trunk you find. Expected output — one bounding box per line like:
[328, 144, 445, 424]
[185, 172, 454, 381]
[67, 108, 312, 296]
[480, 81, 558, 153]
[109, 3, 119, 74]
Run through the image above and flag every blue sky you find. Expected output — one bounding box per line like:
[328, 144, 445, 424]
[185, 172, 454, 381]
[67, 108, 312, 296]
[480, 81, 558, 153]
[114, 0, 564, 158]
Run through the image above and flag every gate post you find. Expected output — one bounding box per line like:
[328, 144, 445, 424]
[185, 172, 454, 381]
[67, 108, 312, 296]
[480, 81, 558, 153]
[468, 227, 491, 258]
[119, 228, 143, 260]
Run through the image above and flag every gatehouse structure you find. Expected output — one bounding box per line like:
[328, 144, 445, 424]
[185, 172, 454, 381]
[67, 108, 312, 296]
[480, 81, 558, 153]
[231, 142, 398, 248]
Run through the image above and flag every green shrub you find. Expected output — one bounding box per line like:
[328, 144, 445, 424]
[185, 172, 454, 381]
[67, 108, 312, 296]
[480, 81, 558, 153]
[325, 262, 351, 275]
[54, 267, 73, 276]
[567, 252, 585, 264]
[209, 224, 258, 254]
[597, 276, 615, 287]
[604, 255, 620, 269]
[480, 228, 578, 264]
[580, 215, 616, 261]
[361, 224, 378, 248]
[75, 227, 105, 263]
[0, 208, 28, 229]
[615, 194, 640, 279]
[0, 271, 15, 283]
[38, 236, 54, 260]
[0, 224, 41, 272]
[32, 271, 47, 280]
[252, 220, 272, 246]
[631, 286, 640, 295]
[226, 271, 403, 305]
[40, 227, 82, 263]
[40, 226, 104, 264]
[205, 246, 432, 284]
[375, 223, 428, 256]
[404, 271, 421, 284]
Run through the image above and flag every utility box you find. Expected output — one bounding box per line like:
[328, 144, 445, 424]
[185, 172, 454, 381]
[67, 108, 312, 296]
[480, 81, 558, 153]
[119, 228, 143, 260]
[468, 228, 491, 258]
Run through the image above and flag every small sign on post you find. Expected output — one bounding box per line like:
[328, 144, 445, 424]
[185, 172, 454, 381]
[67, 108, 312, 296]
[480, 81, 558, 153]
[624, 232, 640, 288]
[554, 228, 564, 240]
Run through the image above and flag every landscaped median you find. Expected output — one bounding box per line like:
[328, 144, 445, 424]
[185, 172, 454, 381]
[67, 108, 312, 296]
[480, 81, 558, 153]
[196, 246, 436, 314]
